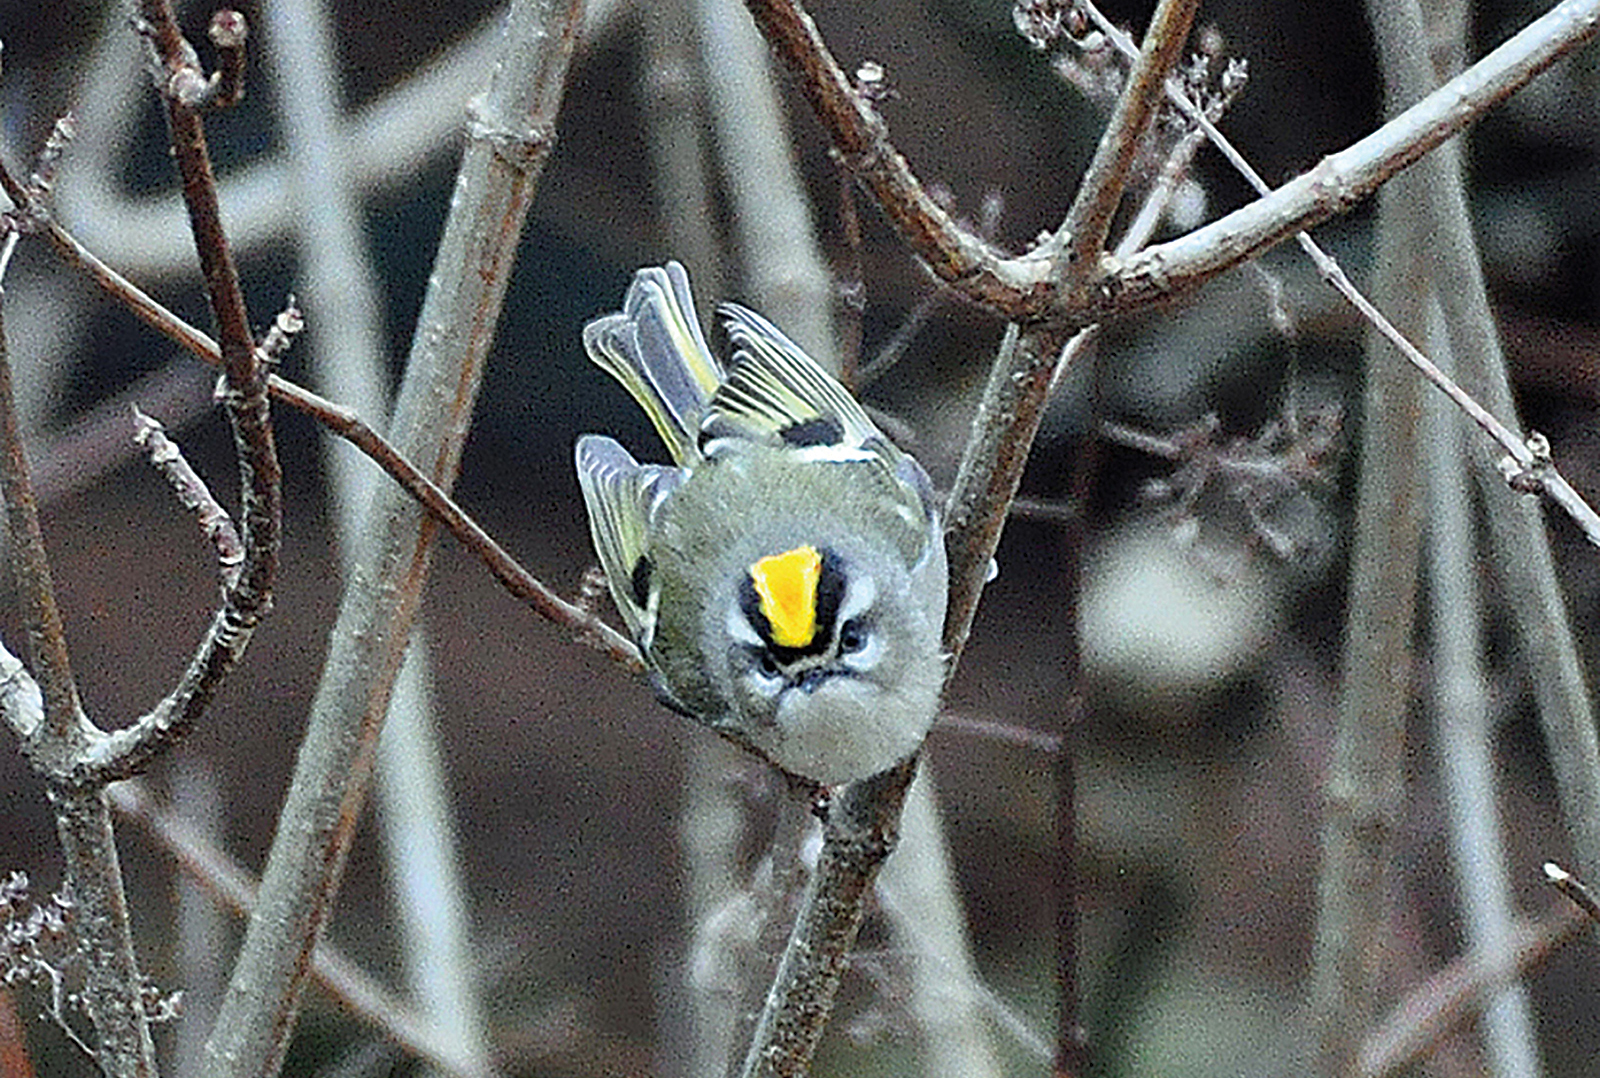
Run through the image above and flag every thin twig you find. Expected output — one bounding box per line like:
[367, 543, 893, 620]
[1358, 905, 1588, 1078]
[132, 407, 245, 590]
[203, 11, 248, 110]
[934, 711, 1063, 754]
[6, 170, 638, 669]
[29, 362, 214, 504]
[1055, 0, 1202, 291]
[854, 285, 944, 388]
[1327, 260, 1600, 541]
[1544, 862, 1600, 924]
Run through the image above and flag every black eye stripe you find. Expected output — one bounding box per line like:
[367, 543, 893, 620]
[813, 548, 845, 643]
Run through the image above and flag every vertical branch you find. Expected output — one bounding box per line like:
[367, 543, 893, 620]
[0, 298, 83, 752]
[1422, 312, 1543, 1078]
[0, 298, 154, 1075]
[729, 3, 1200, 1069]
[135, 1, 279, 596]
[48, 787, 156, 1078]
[0, 4, 283, 1068]
[943, 321, 1076, 661]
[1311, 2, 1429, 1066]
[945, 0, 1198, 661]
[263, 0, 495, 1068]
[199, 0, 583, 1072]
[1055, 0, 1202, 289]
[738, 760, 915, 1078]
[1052, 431, 1099, 1078]
[1417, 41, 1600, 889]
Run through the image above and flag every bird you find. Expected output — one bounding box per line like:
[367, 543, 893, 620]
[574, 262, 948, 785]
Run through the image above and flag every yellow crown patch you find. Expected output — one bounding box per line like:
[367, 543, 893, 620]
[749, 545, 822, 649]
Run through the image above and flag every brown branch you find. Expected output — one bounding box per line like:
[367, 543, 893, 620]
[135, 0, 278, 602]
[738, 0, 1024, 308]
[132, 407, 245, 590]
[0, 4, 281, 1063]
[0, 278, 84, 753]
[1056, 0, 1201, 290]
[1358, 905, 1588, 1078]
[26, 197, 637, 669]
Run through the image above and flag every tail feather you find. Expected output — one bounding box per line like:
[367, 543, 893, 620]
[582, 262, 722, 464]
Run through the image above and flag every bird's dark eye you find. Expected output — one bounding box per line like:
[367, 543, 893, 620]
[838, 619, 867, 654]
[757, 652, 781, 678]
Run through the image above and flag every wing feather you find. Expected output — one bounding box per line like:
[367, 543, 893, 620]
[574, 435, 680, 647]
[703, 303, 880, 454]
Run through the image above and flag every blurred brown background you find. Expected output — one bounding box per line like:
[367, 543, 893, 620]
[4, 0, 1600, 1074]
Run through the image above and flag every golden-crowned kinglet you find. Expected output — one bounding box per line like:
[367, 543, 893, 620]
[575, 263, 948, 785]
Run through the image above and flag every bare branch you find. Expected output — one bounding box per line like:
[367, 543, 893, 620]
[1359, 905, 1589, 1078]
[738, 758, 915, 1078]
[1544, 862, 1600, 924]
[132, 407, 245, 590]
[200, 0, 583, 1070]
[30, 0, 285, 784]
[744, 0, 1600, 324]
[204, 10, 248, 110]
[107, 779, 491, 1078]
[1056, 0, 1202, 291]
[1321, 258, 1600, 543]
[134, 0, 279, 607]
[0, 269, 84, 753]
[738, 0, 1019, 305]
[1090, 0, 1600, 322]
